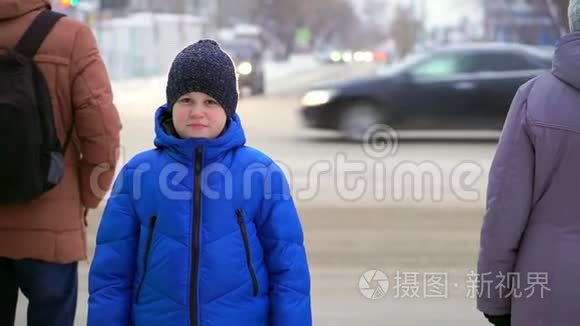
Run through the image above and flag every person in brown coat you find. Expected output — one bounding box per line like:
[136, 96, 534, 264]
[0, 1, 121, 325]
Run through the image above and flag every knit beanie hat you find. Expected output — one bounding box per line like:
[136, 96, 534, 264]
[166, 39, 239, 116]
[570, 0, 580, 32]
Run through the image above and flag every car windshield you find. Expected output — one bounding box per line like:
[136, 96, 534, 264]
[376, 53, 429, 77]
[222, 41, 259, 60]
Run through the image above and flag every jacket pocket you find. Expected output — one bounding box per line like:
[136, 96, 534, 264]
[135, 216, 157, 304]
[235, 209, 259, 297]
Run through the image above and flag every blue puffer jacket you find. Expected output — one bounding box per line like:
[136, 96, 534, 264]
[88, 105, 311, 326]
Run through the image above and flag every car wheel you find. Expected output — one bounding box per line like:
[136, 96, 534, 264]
[338, 103, 382, 141]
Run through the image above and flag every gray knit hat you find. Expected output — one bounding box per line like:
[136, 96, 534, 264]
[166, 39, 239, 116]
[570, 0, 580, 32]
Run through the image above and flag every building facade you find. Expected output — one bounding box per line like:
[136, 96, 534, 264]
[484, 0, 561, 46]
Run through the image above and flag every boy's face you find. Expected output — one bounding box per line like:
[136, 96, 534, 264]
[172, 92, 227, 139]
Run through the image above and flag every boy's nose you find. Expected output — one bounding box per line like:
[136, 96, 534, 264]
[188, 106, 204, 119]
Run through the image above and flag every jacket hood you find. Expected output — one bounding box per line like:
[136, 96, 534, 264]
[552, 32, 580, 90]
[153, 104, 246, 162]
[0, 0, 50, 20]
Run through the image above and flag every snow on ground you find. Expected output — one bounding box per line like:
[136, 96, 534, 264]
[264, 54, 319, 82]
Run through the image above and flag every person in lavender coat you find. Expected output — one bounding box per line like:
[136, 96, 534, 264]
[477, 2, 580, 326]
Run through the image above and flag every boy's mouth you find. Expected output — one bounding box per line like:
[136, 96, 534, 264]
[188, 123, 208, 129]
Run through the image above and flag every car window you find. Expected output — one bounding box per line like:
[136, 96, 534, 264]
[526, 53, 553, 70]
[410, 53, 473, 79]
[472, 52, 541, 72]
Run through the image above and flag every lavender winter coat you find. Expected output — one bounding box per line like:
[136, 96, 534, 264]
[477, 32, 580, 326]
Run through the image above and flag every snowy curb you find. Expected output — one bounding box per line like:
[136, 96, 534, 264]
[265, 54, 320, 82]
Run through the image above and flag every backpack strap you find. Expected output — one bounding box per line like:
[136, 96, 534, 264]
[15, 10, 65, 58]
[15, 10, 74, 153]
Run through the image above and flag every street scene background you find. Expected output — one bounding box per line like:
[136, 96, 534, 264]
[15, 0, 574, 324]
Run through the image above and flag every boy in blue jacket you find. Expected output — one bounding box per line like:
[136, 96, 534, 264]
[88, 40, 312, 326]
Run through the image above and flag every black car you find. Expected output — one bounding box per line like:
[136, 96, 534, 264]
[222, 40, 265, 95]
[300, 43, 553, 140]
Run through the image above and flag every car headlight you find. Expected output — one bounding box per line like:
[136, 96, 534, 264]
[342, 52, 353, 63]
[237, 62, 253, 75]
[330, 51, 342, 62]
[301, 89, 336, 107]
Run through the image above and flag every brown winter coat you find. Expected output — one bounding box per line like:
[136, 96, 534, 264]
[0, 0, 121, 263]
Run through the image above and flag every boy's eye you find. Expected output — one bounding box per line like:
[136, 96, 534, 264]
[206, 99, 218, 105]
[179, 98, 192, 104]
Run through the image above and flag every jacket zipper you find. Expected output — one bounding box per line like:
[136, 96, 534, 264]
[191, 147, 203, 326]
[135, 216, 157, 304]
[236, 209, 259, 297]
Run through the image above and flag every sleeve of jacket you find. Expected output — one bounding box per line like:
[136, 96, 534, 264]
[477, 82, 536, 316]
[88, 165, 139, 326]
[256, 162, 312, 326]
[70, 24, 122, 209]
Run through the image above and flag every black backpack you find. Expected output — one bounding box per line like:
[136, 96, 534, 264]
[0, 10, 73, 204]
